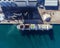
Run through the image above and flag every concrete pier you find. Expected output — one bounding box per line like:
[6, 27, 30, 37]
[38, 7, 60, 24]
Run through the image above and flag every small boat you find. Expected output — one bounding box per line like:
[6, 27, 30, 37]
[17, 24, 53, 31]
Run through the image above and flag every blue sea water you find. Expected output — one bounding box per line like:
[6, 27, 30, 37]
[0, 24, 59, 48]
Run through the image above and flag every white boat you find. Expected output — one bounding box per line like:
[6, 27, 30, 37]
[17, 24, 53, 30]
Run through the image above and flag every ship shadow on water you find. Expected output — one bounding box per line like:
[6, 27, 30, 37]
[20, 29, 54, 40]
